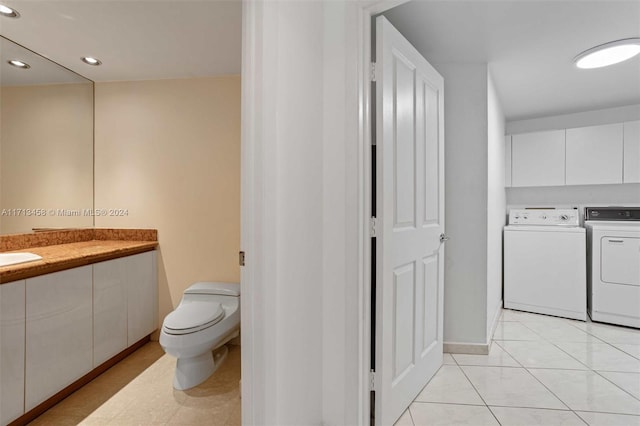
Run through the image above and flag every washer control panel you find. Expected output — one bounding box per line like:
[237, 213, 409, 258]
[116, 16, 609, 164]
[509, 209, 579, 226]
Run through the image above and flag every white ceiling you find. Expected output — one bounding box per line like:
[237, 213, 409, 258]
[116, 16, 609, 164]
[383, 0, 640, 121]
[0, 1, 637, 120]
[0, 0, 241, 83]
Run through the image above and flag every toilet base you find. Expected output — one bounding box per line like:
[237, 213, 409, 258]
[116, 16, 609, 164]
[173, 345, 229, 390]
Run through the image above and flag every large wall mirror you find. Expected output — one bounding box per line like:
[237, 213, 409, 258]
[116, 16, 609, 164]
[0, 36, 94, 235]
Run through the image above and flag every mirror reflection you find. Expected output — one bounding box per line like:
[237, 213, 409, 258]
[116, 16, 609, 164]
[0, 36, 94, 234]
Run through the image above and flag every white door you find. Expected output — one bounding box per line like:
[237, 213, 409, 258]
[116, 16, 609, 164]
[375, 16, 445, 426]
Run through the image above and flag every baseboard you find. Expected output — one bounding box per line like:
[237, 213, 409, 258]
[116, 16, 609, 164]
[443, 341, 490, 355]
[488, 302, 503, 342]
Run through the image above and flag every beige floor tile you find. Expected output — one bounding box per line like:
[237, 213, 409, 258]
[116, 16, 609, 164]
[409, 402, 499, 426]
[598, 371, 640, 399]
[415, 365, 484, 405]
[492, 322, 543, 341]
[394, 408, 414, 426]
[489, 407, 585, 425]
[497, 340, 588, 370]
[555, 342, 640, 373]
[442, 353, 456, 365]
[575, 411, 640, 426]
[29, 342, 241, 426]
[224, 400, 242, 426]
[461, 366, 566, 410]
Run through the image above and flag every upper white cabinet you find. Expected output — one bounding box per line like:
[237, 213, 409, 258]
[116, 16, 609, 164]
[624, 120, 640, 183]
[566, 123, 623, 185]
[511, 130, 565, 187]
[1, 280, 25, 426]
[25, 266, 93, 411]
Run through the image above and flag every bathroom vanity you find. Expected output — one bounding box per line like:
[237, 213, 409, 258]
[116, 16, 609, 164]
[0, 229, 158, 426]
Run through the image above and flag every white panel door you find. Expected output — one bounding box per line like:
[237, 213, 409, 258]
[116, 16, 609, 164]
[624, 120, 640, 183]
[93, 258, 128, 367]
[126, 251, 157, 346]
[1, 280, 25, 426]
[566, 123, 623, 185]
[375, 16, 445, 426]
[25, 266, 93, 411]
[511, 130, 565, 187]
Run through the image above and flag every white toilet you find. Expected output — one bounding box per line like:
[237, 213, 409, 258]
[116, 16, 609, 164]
[160, 282, 240, 390]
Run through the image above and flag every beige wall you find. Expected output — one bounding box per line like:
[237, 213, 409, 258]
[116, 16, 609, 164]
[1, 83, 94, 234]
[94, 76, 241, 332]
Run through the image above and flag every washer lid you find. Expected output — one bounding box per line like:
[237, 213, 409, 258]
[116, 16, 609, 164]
[163, 301, 225, 334]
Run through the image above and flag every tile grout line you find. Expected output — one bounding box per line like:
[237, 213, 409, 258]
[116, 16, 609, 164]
[455, 363, 503, 426]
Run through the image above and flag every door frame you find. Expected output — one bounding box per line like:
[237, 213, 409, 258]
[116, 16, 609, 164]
[358, 1, 413, 424]
[240, 1, 411, 424]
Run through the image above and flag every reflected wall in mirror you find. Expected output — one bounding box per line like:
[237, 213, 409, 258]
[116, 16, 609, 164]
[0, 36, 94, 235]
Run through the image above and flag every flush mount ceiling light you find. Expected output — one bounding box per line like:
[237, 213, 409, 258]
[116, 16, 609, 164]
[7, 59, 30, 69]
[0, 4, 19, 18]
[574, 38, 640, 69]
[81, 56, 102, 66]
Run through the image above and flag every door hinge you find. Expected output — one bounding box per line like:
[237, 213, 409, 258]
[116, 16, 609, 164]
[239, 251, 245, 266]
[369, 371, 376, 391]
[369, 217, 378, 238]
[370, 62, 377, 82]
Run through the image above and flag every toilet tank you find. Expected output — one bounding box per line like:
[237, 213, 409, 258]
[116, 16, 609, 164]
[184, 282, 240, 297]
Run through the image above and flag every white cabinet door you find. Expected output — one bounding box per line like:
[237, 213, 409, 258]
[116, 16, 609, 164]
[511, 130, 565, 187]
[25, 266, 93, 411]
[505, 135, 512, 187]
[624, 120, 640, 183]
[126, 251, 157, 346]
[566, 123, 623, 185]
[93, 259, 128, 367]
[1, 280, 25, 426]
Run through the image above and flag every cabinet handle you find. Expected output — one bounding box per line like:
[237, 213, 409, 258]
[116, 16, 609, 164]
[608, 239, 624, 243]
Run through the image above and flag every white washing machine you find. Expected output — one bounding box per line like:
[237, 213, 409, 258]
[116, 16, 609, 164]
[504, 208, 586, 321]
[585, 207, 640, 328]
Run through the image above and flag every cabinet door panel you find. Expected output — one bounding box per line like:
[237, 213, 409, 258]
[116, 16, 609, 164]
[1, 280, 25, 425]
[624, 120, 640, 183]
[93, 258, 128, 367]
[511, 130, 565, 187]
[127, 252, 157, 346]
[566, 123, 623, 185]
[505, 135, 512, 187]
[25, 266, 93, 411]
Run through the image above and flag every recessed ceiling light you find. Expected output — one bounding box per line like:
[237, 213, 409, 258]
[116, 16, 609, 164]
[0, 4, 19, 18]
[574, 38, 640, 69]
[7, 59, 30, 69]
[81, 56, 102, 66]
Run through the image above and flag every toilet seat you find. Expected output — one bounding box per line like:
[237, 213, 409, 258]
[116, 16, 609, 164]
[163, 301, 225, 335]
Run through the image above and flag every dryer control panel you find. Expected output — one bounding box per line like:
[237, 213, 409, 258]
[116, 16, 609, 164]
[508, 208, 579, 226]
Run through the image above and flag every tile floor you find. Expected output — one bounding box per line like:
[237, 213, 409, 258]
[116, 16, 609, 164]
[28, 343, 241, 425]
[396, 309, 640, 426]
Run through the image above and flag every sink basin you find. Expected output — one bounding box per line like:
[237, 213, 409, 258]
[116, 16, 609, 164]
[0, 252, 43, 268]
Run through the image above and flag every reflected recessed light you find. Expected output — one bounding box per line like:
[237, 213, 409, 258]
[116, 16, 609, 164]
[0, 4, 19, 18]
[7, 59, 30, 69]
[81, 56, 102, 66]
[574, 38, 640, 69]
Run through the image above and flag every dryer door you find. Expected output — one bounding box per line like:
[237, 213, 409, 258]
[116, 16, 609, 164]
[601, 236, 640, 286]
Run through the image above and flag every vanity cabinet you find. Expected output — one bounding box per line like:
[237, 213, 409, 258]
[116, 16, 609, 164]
[125, 252, 157, 346]
[511, 129, 565, 187]
[25, 266, 93, 411]
[624, 120, 640, 183]
[0, 249, 157, 425]
[565, 123, 623, 185]
[93, 251, 157, 364]
[93, 259, 128, 367]
[0, 280, 25, 426]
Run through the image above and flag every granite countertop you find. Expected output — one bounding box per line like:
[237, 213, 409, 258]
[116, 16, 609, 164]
[0, 229, 158, 283]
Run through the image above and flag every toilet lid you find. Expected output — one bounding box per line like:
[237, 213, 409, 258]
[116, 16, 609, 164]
[163, 301, 225, 335]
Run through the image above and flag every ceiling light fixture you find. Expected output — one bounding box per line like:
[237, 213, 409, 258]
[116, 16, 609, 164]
[7, 59, 30, 69]
[0, 4, 19, 18]
[81, 56, 102, 66]
[574, 38, 640, 69]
